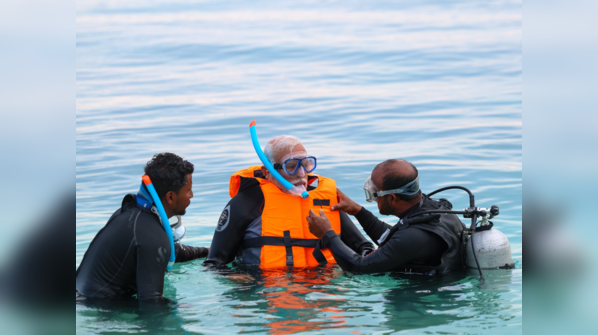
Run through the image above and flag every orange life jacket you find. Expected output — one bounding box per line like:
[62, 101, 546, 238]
[229, 165, 341, 268]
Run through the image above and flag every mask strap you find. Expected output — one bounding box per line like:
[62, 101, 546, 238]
[374, 177, 420, 197]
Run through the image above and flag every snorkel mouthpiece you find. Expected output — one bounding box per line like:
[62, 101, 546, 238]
[249, 120, 309, 199]
[142, 175, 176, 269]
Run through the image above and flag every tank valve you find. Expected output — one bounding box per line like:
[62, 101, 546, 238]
[490, 205, 499, 219]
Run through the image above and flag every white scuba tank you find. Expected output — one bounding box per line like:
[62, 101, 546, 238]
[465, 224, 515, 269]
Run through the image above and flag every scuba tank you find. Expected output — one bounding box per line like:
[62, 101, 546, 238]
[406, 186, 515, 286]
[464, 217, 515, 269]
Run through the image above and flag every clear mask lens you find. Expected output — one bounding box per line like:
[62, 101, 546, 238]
[285, 160, 299, 174]
[363, 176, 378, 202]
[362, 175, 420, 202]
[169, 215, 187, 242]
[301, 157, 316, 172]
[152, 208, 187, 242]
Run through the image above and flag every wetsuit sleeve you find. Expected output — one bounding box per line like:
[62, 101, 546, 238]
[354, 207, 393, 245]
[135, 220, 167, 301]
[174, 243, 209, 263]
[338, 211, 375, 256]
[203, 178, 263, 268]
[322, 228, 444, 274]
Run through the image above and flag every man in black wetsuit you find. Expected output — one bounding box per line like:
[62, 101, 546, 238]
[307, 159, 465, 275]
[204, 136, 374, 268]
[76, 153, 209, 303]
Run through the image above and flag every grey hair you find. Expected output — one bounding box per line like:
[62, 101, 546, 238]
[263, 135, 303, 163]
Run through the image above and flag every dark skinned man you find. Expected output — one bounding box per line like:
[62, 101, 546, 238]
[76, 153, 209, 305]
[307, 159, 465, 275]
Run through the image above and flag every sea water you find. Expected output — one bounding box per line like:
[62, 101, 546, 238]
[76, 0, 521, 333]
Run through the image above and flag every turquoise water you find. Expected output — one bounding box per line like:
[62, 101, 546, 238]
[76, 0, 521, 333]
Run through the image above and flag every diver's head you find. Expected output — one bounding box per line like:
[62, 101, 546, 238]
[262, 135, 315, 194]
[369, 159, 422, 217]
[144, 152, 194, 218]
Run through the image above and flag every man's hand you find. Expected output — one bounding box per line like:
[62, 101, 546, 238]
[331, 188, 362, 215]
[307, 209, 333, 238]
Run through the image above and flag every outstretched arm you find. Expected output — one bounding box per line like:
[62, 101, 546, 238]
[321, 230, 434, 273]
[353, 207, 392, 245]
[307, 209, 439, 273]
[175, 243, 209, 263]
[331, 188, 391, 244]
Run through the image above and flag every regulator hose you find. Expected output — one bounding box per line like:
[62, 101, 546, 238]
[469, 213, 485, 286]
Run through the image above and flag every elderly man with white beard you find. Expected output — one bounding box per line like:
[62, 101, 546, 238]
[204, 135, 374, 269]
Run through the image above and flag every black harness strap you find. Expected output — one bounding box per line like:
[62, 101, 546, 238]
[312, 240, 328, 265]
[283, 231, 294, 267]
[242, 237, 320, 249]
[241, 234, 328, 266]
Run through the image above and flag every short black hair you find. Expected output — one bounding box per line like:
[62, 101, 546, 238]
[144, 153, 194, 201]
[378, 159, 421, 201]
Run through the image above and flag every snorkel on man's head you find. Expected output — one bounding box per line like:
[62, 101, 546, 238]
[262, 136, 316, 195]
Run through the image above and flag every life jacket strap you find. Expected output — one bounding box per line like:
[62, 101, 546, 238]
[241, 234, 328, 266]
[312, 240, 328, 265]
[283, 231, 294, 267]
[242, 236, 320, 248]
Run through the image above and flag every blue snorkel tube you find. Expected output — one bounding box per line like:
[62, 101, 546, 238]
[141, 175, 176, 270]
[249, 120, 309, 199]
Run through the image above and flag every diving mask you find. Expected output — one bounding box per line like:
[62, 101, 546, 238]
[363, 176, 420, 202]
[169, 215, 187, 243]
[151, 207, 187, 242]
[273, 156, 317, 175]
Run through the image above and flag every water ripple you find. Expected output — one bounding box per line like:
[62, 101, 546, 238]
[77, 1, 521, 334]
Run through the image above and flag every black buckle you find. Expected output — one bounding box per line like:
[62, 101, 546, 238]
[283, 230, 294, 267]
